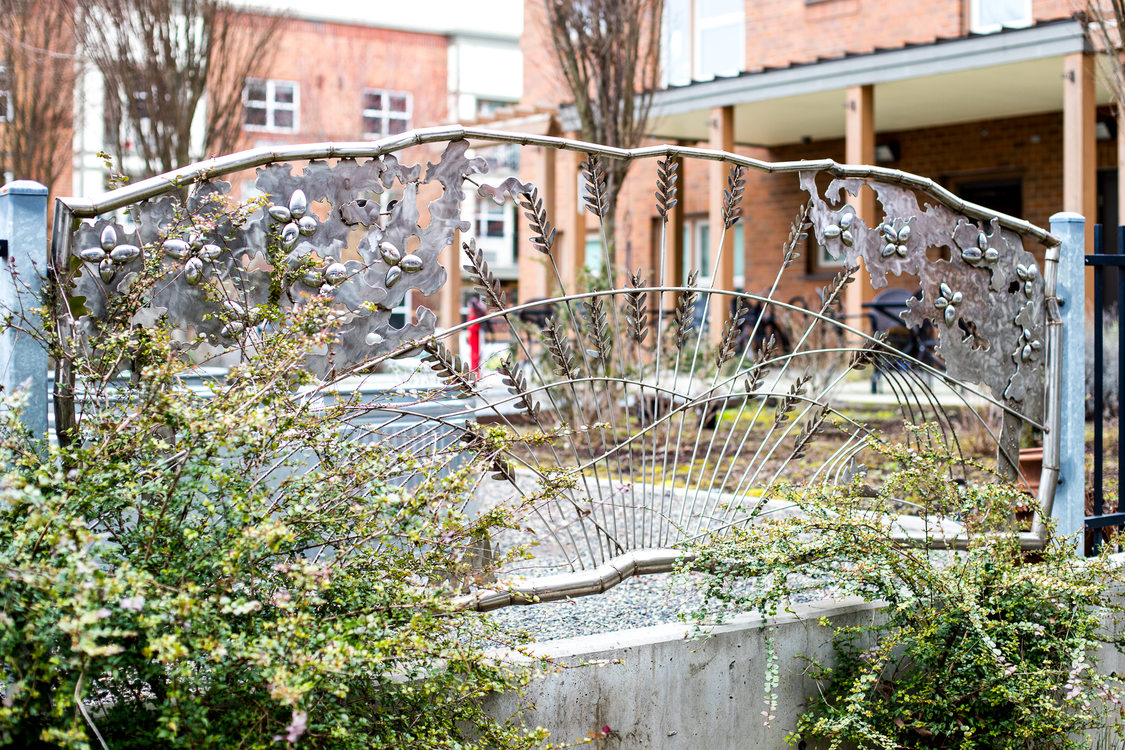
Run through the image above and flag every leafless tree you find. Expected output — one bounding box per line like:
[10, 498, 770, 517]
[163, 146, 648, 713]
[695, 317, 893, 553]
[1088, 2, 1125, 117]
[80, 0, 282, 178]
[543, 0, 664, 273]
[0, 0, 78, 193]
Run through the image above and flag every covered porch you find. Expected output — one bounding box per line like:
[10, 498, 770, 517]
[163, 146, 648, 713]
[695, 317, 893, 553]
[542, 17, 1111, 340]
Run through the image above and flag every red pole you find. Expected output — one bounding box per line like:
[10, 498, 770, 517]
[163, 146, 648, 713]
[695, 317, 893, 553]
[467, 297, 484, 375]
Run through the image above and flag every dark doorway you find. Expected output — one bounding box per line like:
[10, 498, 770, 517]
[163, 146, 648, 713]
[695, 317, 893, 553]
[956, 177, 1022, 220]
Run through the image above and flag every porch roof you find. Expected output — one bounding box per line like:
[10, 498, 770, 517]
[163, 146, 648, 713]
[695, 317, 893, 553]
[583, 18, 1111, 147]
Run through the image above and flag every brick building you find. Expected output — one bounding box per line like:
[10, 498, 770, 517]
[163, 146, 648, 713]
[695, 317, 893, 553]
[70, 2, 522, 195]
[517, 0, 1114, 335]
[61, 1, 523, 326]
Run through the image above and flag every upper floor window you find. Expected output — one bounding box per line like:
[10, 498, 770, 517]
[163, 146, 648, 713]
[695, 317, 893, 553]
[0, 66, 12, 121]
[663, 0, 745, 87]
[363, 89, 411, 138]
[475, 98, 511, 119]
[243, 79, 298, 132]
[970, 0, 1032, 33]
[476, 198, 507, 240]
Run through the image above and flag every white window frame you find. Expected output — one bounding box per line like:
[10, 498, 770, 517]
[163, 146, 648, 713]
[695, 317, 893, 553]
[243, 78, 299, 133]
[694, 0, 745, 81]
[681, 217, 746, 286]
[970, 0, 1032, 34]
[662, 0, 745, 87]
[585, 231, 604, 275]
[362, 88, 412, 138]
[476, 197, 509, 240]
[470, 191, 516, 268]
[661, 0, 692, 87]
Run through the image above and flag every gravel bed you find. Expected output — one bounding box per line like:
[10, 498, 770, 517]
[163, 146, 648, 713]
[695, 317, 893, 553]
[485, 573, 705, 642]
[483, 571, 845, 642]
[472, 475, 840, 642]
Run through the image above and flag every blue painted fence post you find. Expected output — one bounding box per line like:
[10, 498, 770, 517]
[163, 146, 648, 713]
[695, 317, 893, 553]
[1050, 212, 1086, 551]
[0, 181, 50, 446]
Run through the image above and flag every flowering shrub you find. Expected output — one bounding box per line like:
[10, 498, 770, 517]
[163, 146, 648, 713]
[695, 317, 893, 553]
[0, 350, 549, 748]
[0, 323, 546, 748]
[688, 436, 1125, 749]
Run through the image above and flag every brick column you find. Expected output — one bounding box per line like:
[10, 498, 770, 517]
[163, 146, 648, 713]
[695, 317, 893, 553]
[844, 84, 875, 333]
[1063, 52, 1096, 301]
[664, 153, 686, 311]
[708, 105, 735, 346]
[559, 140, 586, 295]
[441, 227, 463, 353]
[519, 144, 554, 301]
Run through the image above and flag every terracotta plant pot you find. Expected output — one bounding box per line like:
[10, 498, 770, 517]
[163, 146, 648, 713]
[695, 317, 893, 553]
[1018, 447, 1043, 497]
[1013, 447, 1043, 528]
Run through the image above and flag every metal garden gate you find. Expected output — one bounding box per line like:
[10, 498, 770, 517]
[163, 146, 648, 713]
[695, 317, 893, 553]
[0, 127, 1092, 605]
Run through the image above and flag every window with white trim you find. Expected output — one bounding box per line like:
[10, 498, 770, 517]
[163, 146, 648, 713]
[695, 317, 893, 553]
[970, 0, 1032, 33]
[681, 218, 745, 285]
[0, 66, 12, 122]
[472, 191, 516, 268]
[363, 89, 411, 138]
[243, 79, 298, 132]
[476, 198, 507, 240]
[696, 0, 744, 80]
[662, 0, 745, 87]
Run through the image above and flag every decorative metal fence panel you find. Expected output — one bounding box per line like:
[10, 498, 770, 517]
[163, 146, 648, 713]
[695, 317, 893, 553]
[47, 127, 1065, 606]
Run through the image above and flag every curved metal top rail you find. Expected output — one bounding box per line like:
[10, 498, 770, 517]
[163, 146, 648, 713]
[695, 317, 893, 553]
[55, 126, 1058, 247]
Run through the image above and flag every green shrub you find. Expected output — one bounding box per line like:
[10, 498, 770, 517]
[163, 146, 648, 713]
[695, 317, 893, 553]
[687, 435, 1125, 750]
[0, 296, 545, 747]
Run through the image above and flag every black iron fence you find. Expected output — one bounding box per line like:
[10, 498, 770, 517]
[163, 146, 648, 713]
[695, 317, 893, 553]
[1085, 224, 1124, 548]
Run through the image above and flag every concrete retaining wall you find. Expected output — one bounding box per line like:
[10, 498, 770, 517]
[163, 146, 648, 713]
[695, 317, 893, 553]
[488, 593, 1125, 749]
[488, 597, 882, 748]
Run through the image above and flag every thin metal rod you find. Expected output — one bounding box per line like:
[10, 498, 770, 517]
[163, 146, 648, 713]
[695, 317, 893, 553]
[1094, 225, 1104, 520]
[1117, 225, 1124, 519]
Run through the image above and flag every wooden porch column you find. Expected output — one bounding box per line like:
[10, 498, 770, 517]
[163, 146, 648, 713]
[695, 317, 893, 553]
[558, 138, 586, 295]
[844, 84, 875, 332]
[664, 153, 686, 311]
[1063, 52, 1096, 299]
[519, 145, 554, 301]
[441, 228, 463, 353]
[709, 105, 735, 346]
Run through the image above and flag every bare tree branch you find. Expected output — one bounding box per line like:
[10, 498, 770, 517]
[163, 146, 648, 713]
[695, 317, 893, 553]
[0, 0, 78, 193]
[543, 0, 664, 273]
[1087, 2, 1125, 113]
[79, 0, 282, 178]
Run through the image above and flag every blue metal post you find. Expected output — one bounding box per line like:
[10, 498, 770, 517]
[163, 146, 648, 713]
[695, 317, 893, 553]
[0, 181, 49, 445]
[1050, 212, 1086, 550]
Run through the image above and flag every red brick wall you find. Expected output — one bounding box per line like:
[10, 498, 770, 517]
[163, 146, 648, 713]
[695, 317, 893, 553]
[746, 0, 962, 72]
[746, 0, 1075, 72]
[742, 111, 1114, 302]
[531, 110, 1115, 308]
[523, 0, 1079, 105]
[234, 16, 449, 150]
